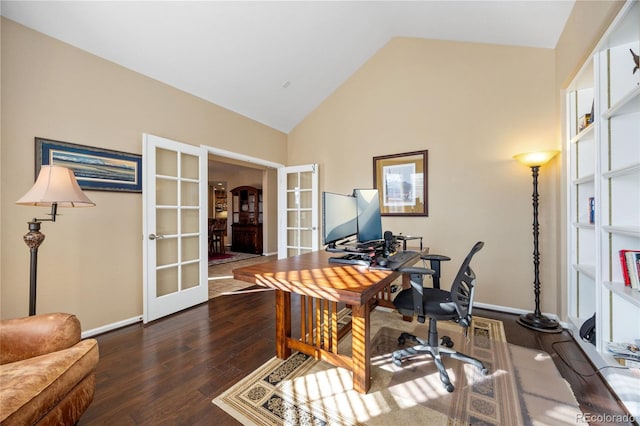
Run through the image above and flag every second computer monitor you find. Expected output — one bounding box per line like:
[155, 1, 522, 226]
[322, 191, 358, 247]
[354, 189, 383, 243]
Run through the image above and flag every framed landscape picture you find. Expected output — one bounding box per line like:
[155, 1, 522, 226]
[35, 137, 142, 192]
[373, 150, 428, 216]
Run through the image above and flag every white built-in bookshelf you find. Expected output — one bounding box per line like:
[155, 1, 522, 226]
[565, 0, 639, 417]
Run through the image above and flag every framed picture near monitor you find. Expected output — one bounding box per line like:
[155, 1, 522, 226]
[373, 150, 428, 216]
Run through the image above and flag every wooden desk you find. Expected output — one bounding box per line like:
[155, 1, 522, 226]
[232, 250, 423, 393]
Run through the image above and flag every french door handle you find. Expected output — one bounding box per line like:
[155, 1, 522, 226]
[149, 233, 165, 240]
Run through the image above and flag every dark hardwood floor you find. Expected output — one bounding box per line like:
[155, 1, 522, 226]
[79, 288, 635, 425]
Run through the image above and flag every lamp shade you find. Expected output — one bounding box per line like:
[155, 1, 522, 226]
[513, 151, 559, 168]
[16, 165, 95, 207]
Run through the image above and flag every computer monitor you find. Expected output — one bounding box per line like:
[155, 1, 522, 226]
[322, 192, 358, 247]
[354, 189, 383, 244]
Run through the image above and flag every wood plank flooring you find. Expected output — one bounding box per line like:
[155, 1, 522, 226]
[80, 274, 635, 425]
[207, 254, 276, 299]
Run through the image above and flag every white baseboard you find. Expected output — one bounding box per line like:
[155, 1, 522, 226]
[474, 302, 567, 328]
[82, 315, 142, 339]
[475, 301, 529, 315]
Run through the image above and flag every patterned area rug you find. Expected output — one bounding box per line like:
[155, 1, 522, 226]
[213, 309, 583, 425]
[208, 251, 262, 266]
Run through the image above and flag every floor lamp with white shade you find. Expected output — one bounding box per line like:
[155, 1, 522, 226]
[513, 150, 563, 333]
[16, 165, 95, 316]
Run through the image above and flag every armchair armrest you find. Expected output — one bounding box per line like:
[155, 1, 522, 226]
[0, 313, 81, 365]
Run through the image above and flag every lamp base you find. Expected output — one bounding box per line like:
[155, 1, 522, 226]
[517, 312, 563, 333]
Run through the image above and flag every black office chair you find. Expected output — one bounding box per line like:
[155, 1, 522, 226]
[392, 241, 488, 392]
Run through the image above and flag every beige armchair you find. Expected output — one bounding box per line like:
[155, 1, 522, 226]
[0, 313, 99, 425]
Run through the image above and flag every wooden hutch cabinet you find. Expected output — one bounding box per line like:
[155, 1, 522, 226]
[230, 186, 263, 254]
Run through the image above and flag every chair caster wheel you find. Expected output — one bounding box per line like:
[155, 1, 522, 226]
[444, 383, 454, 393]
[441, 336, 453, 348]
[398, 336, 405, 345]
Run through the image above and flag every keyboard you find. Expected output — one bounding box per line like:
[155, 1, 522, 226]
[329, 253, 371, 266]
[356, 240, 384, 250]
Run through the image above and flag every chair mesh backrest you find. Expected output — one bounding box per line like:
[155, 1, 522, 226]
[449, 242, 484, 327]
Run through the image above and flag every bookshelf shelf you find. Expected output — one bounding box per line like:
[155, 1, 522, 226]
[603, 225, 640, 238]
[603, 85, 640, 118]
[572, 264, 596, 280]
[603, 281, 640, 307]
[602, 163, 640, 179]
[569, 123, 594, 144]
[572, 174, 595, 185]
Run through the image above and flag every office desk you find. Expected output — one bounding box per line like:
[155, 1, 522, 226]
[232, 250, 423, 393]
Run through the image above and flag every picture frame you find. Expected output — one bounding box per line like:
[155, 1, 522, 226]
[35, 137, 142, 192]
[373, 150, 428, 216]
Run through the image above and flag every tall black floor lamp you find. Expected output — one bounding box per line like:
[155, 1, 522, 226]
[16, 165, 95, 316]
[513, 151, 563, 333]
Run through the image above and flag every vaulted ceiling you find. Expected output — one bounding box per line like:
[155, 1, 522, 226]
[1, 1, 575, 133]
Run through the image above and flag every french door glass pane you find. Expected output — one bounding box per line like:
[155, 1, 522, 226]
[181, 209, 199, 234]
[181, 181, 199, 206]
[157, 148, 177, 176]
[157, 267, 178, 296]
[181, 236, 199, 262]
[157, 178, 177, 205]
[181, 153, 199, 180]
[182, 263, 199, 290]
[299, 171, 312, 189]
[157, 238, 178, 266]
[300, 231, 312, 247]
[299, 191, 312, 208]
[157, 209, 177, 235]
[300, 211, 312, 227]
[287, 211, 299, 227]
[287, 173, 298, 190]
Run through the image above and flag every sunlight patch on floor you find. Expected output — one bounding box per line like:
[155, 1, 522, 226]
[209, 275, 234, 281]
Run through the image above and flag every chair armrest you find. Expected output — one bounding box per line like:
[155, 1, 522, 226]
[0, 313, 81, 365]
[420, 254, 451, 262]
[420, 254, 450, 289]
[398, 267, 434, 276]
[398, 267, 434, 322]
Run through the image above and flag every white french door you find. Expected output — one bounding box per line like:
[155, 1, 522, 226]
[142, 134, 208, 323]
[277, 164, 319, 258]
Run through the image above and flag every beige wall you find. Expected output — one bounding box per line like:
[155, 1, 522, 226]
[0, 1, 624, 330]
[289, 37, 559, 312]
[0, 18, 287, 328]
[288, 0, 624, 318]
